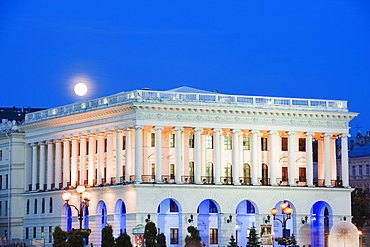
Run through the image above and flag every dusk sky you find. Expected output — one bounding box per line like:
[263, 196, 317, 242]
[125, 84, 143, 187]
[1, 1, 369, 136]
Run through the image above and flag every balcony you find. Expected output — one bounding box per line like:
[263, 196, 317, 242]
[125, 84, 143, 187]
[201, 176, 214, 185]
[239, 177, 252, 185]
[220, 177, 233, 185]
[142, 175, 155, 184]
[181, 176, 195, 184]
[161, 175, 175, 184]
[259, 177, 270, 186]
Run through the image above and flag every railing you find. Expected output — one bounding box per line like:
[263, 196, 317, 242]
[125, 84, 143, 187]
[201, 176, 214, 184]
[162, 175, 176, 184]
[351, 175, 370, 180]
[111, 177, 116, 184]
[239, 177, 252, 185]
[142, 175, 155, 184]
[277, 178, 289, 186]
[295, 178, 307, 187]
[259, 177, 270, 186]
[332, 179, 343, 187]
[24, 89, 349, 123]
[313, 179, 325, 187]
[181, 176, 195, 184]
[220, 177, 233, 185]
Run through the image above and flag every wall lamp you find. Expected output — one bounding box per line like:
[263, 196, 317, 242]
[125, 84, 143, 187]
[265, 215, 270, 224]
[227, 214, 233, 223]
[301, 215, 308, 224]
[188, 214, 194, 223]
[145, 214, 151, 223]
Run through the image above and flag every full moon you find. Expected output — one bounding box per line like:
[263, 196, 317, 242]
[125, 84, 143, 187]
[74, 82, 88, 96]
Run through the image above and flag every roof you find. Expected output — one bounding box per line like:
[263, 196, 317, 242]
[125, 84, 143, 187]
[349, 144, 370, 158]
[166, 86, 218, 94]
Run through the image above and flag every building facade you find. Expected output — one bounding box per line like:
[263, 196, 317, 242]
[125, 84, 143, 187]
[0, 87, 358, 246]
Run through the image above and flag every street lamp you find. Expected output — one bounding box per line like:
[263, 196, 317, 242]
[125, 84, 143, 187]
[271, 201, 293, 244]
[63, 185, 91, 230]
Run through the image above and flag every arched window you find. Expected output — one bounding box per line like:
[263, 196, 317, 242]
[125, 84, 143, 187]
[49, 198, 53, 213]
[225, 163, 232, 178]
[34, 199, 37, 214]
[26, 200, 30, 214]
[261, 163, 269, 185]
[243, 163, 250, 178]
[151, 163, 155, 179]
[42, 198, 45, 214]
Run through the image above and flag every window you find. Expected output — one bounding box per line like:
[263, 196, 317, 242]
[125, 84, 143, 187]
[367, 165, 370, 175]
[95, 140, 98, 154]
[104, 138, 108, 152]
[0, 175, 2, 189]
[151, 163, 155, 179]
[246, 201, 255, 213]
[34, 199, 37, 214]
[243, 163, 251, 178]
[224, 136, 232, 150]
[42, 198, 45, 214]
[261, 137, 268, 151]
[189, 162, 194, 180]
[170, 228, 179, 244]
[243, 137, 250, 150]
[170, 164, 175, 179]
[188, 134, 194, 148]
[281, 137, 288, 151]
[205, 135, 213, 149]
[151, 133, 155, 147]
[41, 226, 44, 238]
[25, 227, 29, 239]
[225, 163, 232, 177]
[49, 198, 53, 213]
[352, 166, 356, 176]
[282, 167, 288, 181]
[169, 134, 175, 148]
[33, 227, 36, 238]
[359, 165, 363, 176]
[4, 201, 8, 215]
[86, 141, 89, 155]
[26, 200, 30, 214]
[299, 138, 306, 152]
[170, 199, 179, 212]
[5, 174, 8, 189]
[210, 229, 218, 244]
[0, 201, 2, 216]
[49, 226, 53, 243]
[0, 150, 2, 161]
[299, 167, 306, 182]
[122, 136, 126, 150]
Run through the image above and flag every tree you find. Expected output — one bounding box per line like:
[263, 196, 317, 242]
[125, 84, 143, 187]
[246, 227, 261, 247]
[53, 226, 69, 247]
[184, 226, 202, 247]
[102, 225, 115, 247]
[157, 233, 166, 247]
[144, 221, 158, 247]
[352, 188, 370, 229]
[228, 235, 237, 247]
[116, 232, 133, 247]
[67, 232, 84, 247]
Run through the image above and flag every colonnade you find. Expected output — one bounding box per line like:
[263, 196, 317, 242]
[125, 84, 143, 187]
[24, 126, 351, 191]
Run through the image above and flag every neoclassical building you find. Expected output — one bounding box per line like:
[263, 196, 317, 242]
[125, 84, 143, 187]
[0, 86, 358, 246]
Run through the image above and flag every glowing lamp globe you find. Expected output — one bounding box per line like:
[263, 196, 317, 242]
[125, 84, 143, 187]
[62, 192, 71, 201]
[280, 201, 288, 210]
[271, 208, 278, 216]
[285, 207, 293, 215]
[82, 191, 91, 201]
[76, 185, 86, 194]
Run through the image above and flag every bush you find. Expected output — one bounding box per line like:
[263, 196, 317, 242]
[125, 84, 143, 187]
[102, 225, 115, 247]
[116, 232, 132, 247]
[53, 226, 69, 247]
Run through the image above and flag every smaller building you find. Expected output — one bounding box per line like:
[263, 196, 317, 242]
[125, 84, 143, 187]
[348, 132, 370, 189]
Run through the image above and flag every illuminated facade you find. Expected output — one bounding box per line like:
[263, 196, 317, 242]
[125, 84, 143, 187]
[0, 87, 358, 246]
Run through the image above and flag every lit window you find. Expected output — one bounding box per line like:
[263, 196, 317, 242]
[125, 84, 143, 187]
[281, 137, 288, 151]
[205, 135, 213, 149]
[170, 228, 178, 244]
[170, 164, 175, 179]
[151, 133, 155, 147]
[366, 165, 370, 175]
[299, 138, 306, 152]
[224, 136, 232, 150]
[243, 137, 250, 150]
[210, 229, 218, 244]
[359, 165, 363, 176]
[188, 134, 194, 148]
[261, 138, 268, 151]
[169, 134, 175, 148]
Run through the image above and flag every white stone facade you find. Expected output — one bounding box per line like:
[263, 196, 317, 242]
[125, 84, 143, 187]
[0, 87, 358, 246]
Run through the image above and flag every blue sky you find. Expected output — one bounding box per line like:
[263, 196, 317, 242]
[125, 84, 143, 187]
[0, 1, 369, 135]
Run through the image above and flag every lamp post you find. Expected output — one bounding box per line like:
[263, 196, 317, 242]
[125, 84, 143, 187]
[271, 201, 293, 246]
[62, 185, 91, 230]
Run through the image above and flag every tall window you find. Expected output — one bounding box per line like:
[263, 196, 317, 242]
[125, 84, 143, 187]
[282, 167, 288, 181]
[281, 137, 288, 151]
[352, 166, 356, 176]
[225, 163, 232, 177]
[33, 227, 37, 238]
[151, 163, 155, 179]
[42, 198, 45, 214]
[246, 200, 255, 213]
[243, 163, 251, 178]
[170, 164, 175, 179]
[34, 199, 37, 214]
[188, 134, 194, 148]
[205, 135, 213, 149]
[224, 136, 232, 150]
[170, 228, 179, 244]
[206, 162, 213, 177]
[0, 150, 2, 161]
[26, 199, 30, 214]
[4, 201, 7, 215]
[49, 226, 53, 243]
[151, 133, 155, 147]
[25, 227, 29, 239]
[367, 165, 370, 175]
[0, 175, 2, 189]
[122, 136, 126, 150]
[243, 137, 250, 150]
[170, 199, 179, 212]
[169, 134, 175, 148]
[0, 201, 2, 216]
[210, 229, 218, 244]
[189, 161, 194, 181]
[49, 197, 53, 213]
[5, 174, 8, 189]
[299, 167, 306, 182]
[359, 165, 363, 176]
[299, 138, 306, 152]
[261, 137, 268, 151]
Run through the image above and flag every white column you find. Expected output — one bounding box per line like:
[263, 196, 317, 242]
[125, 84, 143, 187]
[62, 138, 70, 188]
[97, 132, 105, 185]
[125, 128, 132, 182]
[47, 140, 54, 190]
[88, 134, 95, 186]
[134, 126, 144, 183]
[106, 131, 114, 184]
[175, 127, 184, 184]
[232, 129, 240, 185]
[115, 129, 123, 183]
[288, 131, 296, 186]
[306, 132, 314, 187]
[55, 139, 62, 189]
[213, 128, 222, 185]
[194, 127, 202, 184]
[269, 130, 278, 186]
[80, 135, 87, 185]
[154, 126, 164, 183]
[31, 143, 38, 191]
[24, 143, 32, 191]
[39, 141, 46, 190]
[341, 133, 350, 188]
[250, 129, 260, 185]
[324, 133, 332, 187]
[70, 137, 79, 187]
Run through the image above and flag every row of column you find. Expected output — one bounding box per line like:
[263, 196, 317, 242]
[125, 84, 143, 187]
[24, 126, 351, 191]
